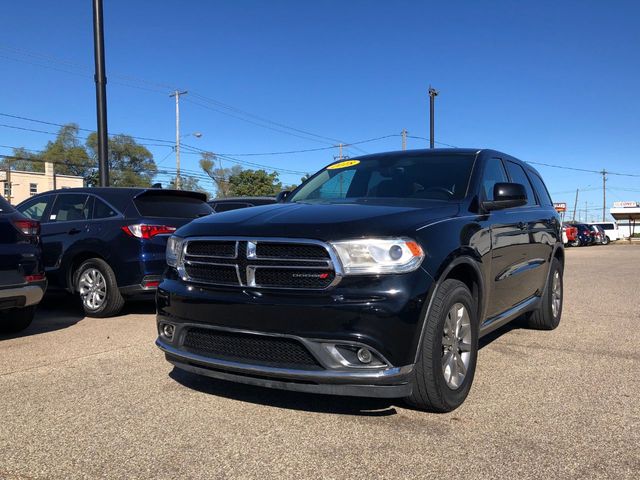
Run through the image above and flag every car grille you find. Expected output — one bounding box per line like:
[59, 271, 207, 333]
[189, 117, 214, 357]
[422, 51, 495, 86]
[182, 327, 323, 370]
[180, 238, 338, 289]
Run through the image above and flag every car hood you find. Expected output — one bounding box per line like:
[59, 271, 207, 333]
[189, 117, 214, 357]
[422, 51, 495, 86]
[177, 199, 460, 241]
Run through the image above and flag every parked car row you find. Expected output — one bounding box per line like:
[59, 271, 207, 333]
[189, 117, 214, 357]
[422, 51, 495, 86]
[562, 222, 616, 247]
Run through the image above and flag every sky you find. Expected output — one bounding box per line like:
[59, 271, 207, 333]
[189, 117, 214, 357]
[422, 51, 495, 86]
[1, 0, 639, 221]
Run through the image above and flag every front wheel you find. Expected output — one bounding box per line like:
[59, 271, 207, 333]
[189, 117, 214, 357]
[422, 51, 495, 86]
[602, 236, 610, 245]
[75, 258, 124, 318]
[570, 238, 581, 247]
[406, 279, 478, 412]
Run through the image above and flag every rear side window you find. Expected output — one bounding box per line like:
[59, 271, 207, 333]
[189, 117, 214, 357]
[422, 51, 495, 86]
[482, 158, 509, 201]
[49, 194, 91, 222]
[504, 161, 536, 206]
[134, 194, 212, 218]
[17, 195, 54, 221]
[93, 198, 119, 219]
[527, 171, 553, 206]
[600, 223, 615, 230]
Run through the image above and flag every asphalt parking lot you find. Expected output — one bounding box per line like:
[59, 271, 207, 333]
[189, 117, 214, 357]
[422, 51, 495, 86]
[1, 245, 639, 479]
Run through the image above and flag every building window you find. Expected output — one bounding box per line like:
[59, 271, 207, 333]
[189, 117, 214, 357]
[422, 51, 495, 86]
[30, 183, 38, 197]
[3, 182, 10, 199]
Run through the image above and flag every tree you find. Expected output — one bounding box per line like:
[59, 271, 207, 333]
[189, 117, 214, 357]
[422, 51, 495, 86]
[200, 152, 242, 198]
[167, 175, 210, 198]
[0, 147, 44, 173]
[86, 133, 157, 187]
[282, 173, 312, 192]
[41, 124, 92, 178]
[228, 169, 282, 197]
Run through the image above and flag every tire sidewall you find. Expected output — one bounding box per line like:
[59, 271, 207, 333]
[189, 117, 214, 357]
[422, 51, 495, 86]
[544, 258, 563, 328]
[426, 282, 479, 410]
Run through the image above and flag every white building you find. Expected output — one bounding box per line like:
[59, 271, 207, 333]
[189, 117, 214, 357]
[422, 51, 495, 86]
[0, 162, 84, 205]
[610, 201, 640, 239]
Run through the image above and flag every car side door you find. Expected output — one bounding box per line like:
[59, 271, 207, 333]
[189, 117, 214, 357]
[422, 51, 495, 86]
[501, 160, 551, 302]
[482, 157, 532, 317]
[40, 193, 92, 282]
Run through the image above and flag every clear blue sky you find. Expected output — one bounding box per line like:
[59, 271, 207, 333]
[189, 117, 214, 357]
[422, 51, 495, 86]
[1, 0, 639, 220]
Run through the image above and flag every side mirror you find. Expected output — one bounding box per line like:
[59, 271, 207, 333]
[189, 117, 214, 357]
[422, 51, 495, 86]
[482, 182, 527, 211]
[276, 191, 291, 202]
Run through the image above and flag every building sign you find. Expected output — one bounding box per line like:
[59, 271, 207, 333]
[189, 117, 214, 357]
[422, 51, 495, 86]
[613, 201, 639, 208]
[553, 202, 567, 213]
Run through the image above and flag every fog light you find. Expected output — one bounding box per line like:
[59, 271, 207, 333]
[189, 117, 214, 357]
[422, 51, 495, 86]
[357, 348, 372, 364]
[161, 323, 175, 340]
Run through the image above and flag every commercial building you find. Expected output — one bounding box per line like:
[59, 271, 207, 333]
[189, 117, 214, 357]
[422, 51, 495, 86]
[610, 201, 640, 238]
[0, 162, 84, 205]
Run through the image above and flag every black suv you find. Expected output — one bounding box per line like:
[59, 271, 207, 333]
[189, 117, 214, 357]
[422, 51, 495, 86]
[17, 188, 212, 317]
[0, 195, 46, 333]
[156, 149, 563, 412]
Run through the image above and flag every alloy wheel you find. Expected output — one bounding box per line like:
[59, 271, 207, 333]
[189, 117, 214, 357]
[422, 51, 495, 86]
[551, 270, 562, 319]
[441, 302, 472, 390]
[79, 268, 107, 311]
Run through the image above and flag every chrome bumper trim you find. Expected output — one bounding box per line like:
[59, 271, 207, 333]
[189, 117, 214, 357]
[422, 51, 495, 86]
[0, 284, 45, 307]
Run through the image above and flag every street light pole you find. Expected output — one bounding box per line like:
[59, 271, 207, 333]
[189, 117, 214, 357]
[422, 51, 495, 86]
[92, 0, 109, 186]
[428, 86, 439, 149]
[170, 90, 187, 189]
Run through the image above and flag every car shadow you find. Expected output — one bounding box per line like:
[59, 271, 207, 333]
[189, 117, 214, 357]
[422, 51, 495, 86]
[478, 315, 527, 350]
[169, 367, 399, 417]
[0, 293, 84, 340]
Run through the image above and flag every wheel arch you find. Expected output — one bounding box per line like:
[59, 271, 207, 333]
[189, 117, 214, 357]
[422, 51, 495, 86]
[413, 255, 485, 364]
[66, 251, 108, 293]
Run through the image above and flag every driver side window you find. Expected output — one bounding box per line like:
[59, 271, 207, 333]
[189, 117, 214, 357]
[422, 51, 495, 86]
[482, 158, 508, 201]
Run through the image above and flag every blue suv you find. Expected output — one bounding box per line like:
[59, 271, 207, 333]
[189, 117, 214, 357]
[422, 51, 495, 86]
[17, 188, 212, 317]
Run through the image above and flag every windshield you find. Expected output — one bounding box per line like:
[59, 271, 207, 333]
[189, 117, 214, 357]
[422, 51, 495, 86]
[289, 153, 476, 203]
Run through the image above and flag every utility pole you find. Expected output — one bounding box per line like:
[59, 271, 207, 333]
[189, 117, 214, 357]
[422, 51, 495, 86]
[601, 169, 607, 221]
[92, 0, 109, 186]
[338, 143, 344, 160]
[572, 188, 579, 221]
[401, 129, 407, 150]
[428, 86, 439, 149]
[585, 201, 588, 223]
[170, 90, 187, 189]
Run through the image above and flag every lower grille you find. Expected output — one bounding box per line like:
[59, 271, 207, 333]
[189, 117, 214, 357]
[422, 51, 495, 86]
[182, 328, 323, 370]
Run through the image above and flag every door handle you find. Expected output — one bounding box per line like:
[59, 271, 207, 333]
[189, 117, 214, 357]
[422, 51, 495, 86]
[68, 228, 81, 235]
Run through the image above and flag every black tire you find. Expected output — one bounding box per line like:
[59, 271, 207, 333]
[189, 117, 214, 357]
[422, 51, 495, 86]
[602, 236, 610, 245]
[526, 257, 563, 330]
[0, 306, 35, 333]
[406, 279, 478, 412]
[74, 258, 124, 318]
[570, 238, 581, 247]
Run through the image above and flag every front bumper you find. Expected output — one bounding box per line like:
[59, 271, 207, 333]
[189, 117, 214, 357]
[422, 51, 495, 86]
[156, 336, 414, 398]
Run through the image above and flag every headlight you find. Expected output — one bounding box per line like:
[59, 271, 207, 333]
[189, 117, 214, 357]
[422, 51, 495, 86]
[329, 238, 424, 275]
[166, 236, 184, 267]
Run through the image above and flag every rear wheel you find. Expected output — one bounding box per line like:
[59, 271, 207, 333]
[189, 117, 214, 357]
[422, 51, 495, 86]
[526, 257, 563, 330]
[0, 306, 35, 333]
[602, 236, 610, 245]
[406, 279, 478, 412]
[570, 238, 581, 247]
[75, 258, 124, 318]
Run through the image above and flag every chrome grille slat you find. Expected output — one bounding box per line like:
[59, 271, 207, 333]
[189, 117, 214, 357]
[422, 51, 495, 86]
[178, 237, 342, 290]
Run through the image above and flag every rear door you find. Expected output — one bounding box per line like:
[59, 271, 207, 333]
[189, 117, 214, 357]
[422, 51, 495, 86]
[41, 193, 92, 278]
